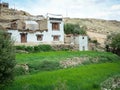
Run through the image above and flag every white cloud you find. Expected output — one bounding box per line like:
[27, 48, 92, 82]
[111, 4, 120, 10]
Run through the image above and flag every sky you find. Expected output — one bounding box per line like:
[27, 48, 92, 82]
[2, 0, 120, 21]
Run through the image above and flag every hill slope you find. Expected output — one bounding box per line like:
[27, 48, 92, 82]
[64, 18, 120, 35]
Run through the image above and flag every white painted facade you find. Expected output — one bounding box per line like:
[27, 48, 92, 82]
[7, 14, 64, 45]
[79, 36, 88, 51]
[74, 35, 88, 51]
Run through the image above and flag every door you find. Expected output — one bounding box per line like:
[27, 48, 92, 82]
[20, 33, 27, 43]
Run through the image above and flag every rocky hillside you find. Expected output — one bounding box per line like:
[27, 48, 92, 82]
[0, 7, 31, 20]
[64, 18, 120, 46]
[64, 18, 120, 35]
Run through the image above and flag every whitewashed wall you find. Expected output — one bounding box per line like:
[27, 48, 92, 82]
[47, 20, 64, 44]
[7, 17, 64, 45]
[7, 23, 64, 45]
[78, 36, 88, 51]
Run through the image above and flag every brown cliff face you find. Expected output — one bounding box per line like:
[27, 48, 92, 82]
[64, 18, 120, 35]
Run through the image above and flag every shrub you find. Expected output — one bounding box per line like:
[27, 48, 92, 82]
[37, 45, 53, 52]
[15, 45, 26, 50]
[28, 61, 60, 73]
[34, 45, 40, 52]
[0, 30, 16, 85]
[25, 46, 34, 52]
[34, 45, 53, 52]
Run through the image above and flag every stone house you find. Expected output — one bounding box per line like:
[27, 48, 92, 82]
[7, 14, 64, 45]
[64, 34, 88, 51]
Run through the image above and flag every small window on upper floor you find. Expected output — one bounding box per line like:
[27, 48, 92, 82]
[52, 23, 60, 30]
[36, 34, 43, 41]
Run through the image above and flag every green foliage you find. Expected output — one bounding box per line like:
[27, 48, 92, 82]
[110, 33, 120, 49]
[35, 45, 53, 52]
[106, 33, 120, 55]
[0, 30, 16, 85]
[14, 51, 120, 76]
[64, 23, 86, 35]
[64, 23, 74, 34]
[25, 46, 34, 52]
[15, 45, 26, 50]
[4, 61, 120, 90]
[28, 61, 60, 73]
[16, 51, 120, 65]
[15, 45, 53, 53]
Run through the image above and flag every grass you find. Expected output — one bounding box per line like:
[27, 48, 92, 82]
[4, 61, 120, 90]
[16, 51, 119, 64]
[3, 51, 119, 90]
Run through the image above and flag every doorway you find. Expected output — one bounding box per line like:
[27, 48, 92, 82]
[20, 33, 27, 43]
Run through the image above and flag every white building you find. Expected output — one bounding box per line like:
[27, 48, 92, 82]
[7, 14, 64, 45]
[65, 34, 88, 51]
[78, 36, 88, 51]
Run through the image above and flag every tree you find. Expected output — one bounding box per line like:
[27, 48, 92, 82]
[64, 23, 86, 35]
[106, 33, 120, 55]
[111, 33, 120, 55]
[0, 30, 16, 85]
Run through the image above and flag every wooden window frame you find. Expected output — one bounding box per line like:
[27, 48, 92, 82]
[52, 35, 60, 41]
[36, 34, 43, 41]
[52, 23, 60, 30]
[20, 33, 27, 43]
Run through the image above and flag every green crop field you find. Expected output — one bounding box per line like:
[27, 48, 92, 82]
[4, 62, 120, 90]
[2, 51, 120, 90]
[16, 51, 119, 64]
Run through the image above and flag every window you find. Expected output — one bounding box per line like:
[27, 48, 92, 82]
[52, 23, 60, 30]
[20, 33, 27, 43]
[53, 35, 60, 41]
[36, 35, 43, 41]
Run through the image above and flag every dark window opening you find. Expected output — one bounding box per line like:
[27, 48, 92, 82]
[52, 23, 60, 30]
[36, 34, 43, 41]
[53, 35, 60, 41]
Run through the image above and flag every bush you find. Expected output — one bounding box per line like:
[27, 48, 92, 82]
[34, 45, 53, 52]
[28, 61, 60, 73]
[25, 46, 34, 52]
[0, 30, 16, 85]
[16, 45, 53, 53]
[37, 45, 53, 52]
[64, 23, 86, 35]
[15, 45, 26, 50]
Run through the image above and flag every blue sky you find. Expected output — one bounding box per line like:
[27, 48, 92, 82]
[2, 0, 120, 21]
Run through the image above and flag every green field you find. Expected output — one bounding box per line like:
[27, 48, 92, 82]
[3, 51, 120, 90]
[16, 51, 119, 64]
